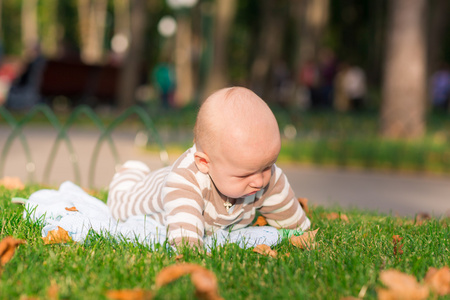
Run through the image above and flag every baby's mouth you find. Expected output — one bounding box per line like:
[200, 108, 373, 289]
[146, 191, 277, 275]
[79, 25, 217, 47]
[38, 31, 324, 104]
[244, 190, 258, 197]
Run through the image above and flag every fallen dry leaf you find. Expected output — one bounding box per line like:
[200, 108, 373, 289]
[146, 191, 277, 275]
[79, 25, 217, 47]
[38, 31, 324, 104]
[0, 236, 26, 266]
[377, 269, 429, 300]
[290, 228, 319, 250]
[42, 226, 73, 245]
[155, 263, 223, 300]
[65, 207, 79, 212]
[326, 212, 349, 223]
[252, 244, 277, 258]
[106, 289, 153, 300]
[424, 266, 450, 296]
[0, 176, 25, 190]
[415, 212, 431, 225]
[47, 280, 59, 300]
[392, 235, 404, 256]
[298, 197, 310, 215]
[252, 216, 268, 226]
[175, 254, 184, 261]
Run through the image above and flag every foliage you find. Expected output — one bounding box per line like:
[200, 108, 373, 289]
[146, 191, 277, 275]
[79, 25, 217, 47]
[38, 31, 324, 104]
[0, 185, 449, 299]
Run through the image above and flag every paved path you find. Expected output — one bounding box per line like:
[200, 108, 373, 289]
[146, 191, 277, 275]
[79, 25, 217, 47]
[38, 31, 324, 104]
[1, 126, 449, 217]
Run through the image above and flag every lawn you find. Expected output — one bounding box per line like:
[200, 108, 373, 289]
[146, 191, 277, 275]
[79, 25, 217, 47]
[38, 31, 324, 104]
[1, 185, 449, 299]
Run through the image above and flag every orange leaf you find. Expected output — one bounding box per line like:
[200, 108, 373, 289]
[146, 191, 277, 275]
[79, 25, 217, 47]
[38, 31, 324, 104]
[326, 212, 349, 223]
[298, 197, 309, 215]
[155, 263, 223, 300]
[377, 269, 429, 300]
[47, 280, 59, 300]
[106, 289, 153, 300]
[252, 244, 277, 258]
[65, 207, 79, 212]
[415, 212, 431, 225]
[392, 235, 404, 256]
[252, 216, 268, 226]
[424, 266, 450, 296]
[290, 228, 319, 250]
[0, 236, 26, 266]
[325, 212, 348, 222]
[0, 176, 24, 190]
[42, 226, 73, 245]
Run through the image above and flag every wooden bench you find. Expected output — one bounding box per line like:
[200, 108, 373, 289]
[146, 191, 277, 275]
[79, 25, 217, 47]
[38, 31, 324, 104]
[6, 57, 121, 109]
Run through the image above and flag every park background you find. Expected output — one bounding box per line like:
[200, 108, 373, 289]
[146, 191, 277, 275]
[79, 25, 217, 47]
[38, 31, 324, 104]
[1, 1, 450, 299]
[0, 0, 450, 185]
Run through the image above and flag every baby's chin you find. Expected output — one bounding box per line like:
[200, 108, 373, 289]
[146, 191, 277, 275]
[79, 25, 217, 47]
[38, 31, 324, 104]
[225, 191, 257, 199]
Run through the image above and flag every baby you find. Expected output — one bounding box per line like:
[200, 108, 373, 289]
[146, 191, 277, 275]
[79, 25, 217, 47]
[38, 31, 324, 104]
[107, 87, 310, 247]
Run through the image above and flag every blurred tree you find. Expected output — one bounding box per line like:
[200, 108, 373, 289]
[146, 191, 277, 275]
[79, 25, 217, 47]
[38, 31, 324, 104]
[427, 0, 449, 74]
[116, 0, 147, 109]
[77, 0, 108, 64]
[21, 0, 38, 53]
[113, 0, 130, 54]
[380, 0, 427, 138]
[249, 0, 287, 99]
[38, 0, 58, 57]
[173, 8, 195, 107]
[293, 0, 329, 68]
[203, 0, 237, 99]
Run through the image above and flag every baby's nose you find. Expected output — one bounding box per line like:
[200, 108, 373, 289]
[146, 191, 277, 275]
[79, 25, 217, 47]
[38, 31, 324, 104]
[250, 173, 264, 189]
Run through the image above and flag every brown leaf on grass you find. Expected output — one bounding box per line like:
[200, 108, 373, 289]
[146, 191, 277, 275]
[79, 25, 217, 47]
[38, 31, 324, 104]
[42, 226, 73, 245]
[47, 280, 59, 300]
[326, 212, 349, 223]
[290, 228, 319, 250]
[424, 266, 450, 296]
[175, 254, 184, 261]
[155, 263, 223, 300]
[252, 216, 268, 226]
[252, 244, 277, 258]
[106, 289, 153, 300]
[65, 207, 79, 212]
[392, 235, 404, 256]
[298, 197, 309, 215]
[0, 236, 26, 266]
[377, 269, 429, 300]
[415, 212, 431, 225]
[0, 176, 25, 190]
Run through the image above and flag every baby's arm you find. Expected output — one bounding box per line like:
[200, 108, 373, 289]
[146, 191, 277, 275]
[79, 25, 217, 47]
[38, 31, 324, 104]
[162, 168, 206, 248]
[258, 166, 311, 231]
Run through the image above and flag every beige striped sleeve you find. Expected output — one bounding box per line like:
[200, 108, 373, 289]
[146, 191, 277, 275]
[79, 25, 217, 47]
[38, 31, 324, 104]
[258, 165, 311, 231]
[162, 165, 206, 248]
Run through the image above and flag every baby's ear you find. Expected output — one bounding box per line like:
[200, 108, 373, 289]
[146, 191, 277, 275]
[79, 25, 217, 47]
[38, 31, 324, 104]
[194, 151, 210, 174]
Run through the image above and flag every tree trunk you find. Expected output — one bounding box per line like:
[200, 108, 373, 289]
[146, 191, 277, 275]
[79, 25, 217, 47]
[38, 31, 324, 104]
[21, 0, 39, 53]
[77, 0, 108, 64]
[427, 0, 449, 74]
[116, 0, 147, 109]
[40, 0, 58, 57]
[203, 0, 237, 98]
[380, 0, 427, 138]
[173, 13, 194, 107]
[249, 0, 287, 98]
[292, 0, 329, 68]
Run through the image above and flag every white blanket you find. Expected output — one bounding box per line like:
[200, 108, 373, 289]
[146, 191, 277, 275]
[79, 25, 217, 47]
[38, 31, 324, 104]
[23, 181, 280, 249]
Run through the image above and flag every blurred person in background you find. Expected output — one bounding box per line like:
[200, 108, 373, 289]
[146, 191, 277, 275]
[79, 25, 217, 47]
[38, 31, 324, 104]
[430, 62, 450, 111]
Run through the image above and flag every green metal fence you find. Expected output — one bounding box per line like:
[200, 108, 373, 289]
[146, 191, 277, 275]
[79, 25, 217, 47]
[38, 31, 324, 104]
[0, 104, 169, 188]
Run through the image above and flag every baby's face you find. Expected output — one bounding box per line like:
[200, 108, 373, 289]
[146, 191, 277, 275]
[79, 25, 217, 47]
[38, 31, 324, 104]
[207, 145, 279, 199]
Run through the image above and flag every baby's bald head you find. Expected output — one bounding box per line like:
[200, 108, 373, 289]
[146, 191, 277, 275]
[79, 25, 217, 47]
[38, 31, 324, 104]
[194, 87, 280, 160]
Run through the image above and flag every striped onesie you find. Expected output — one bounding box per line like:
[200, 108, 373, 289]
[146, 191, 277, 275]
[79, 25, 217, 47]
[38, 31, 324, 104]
[107, 145, 310, 247]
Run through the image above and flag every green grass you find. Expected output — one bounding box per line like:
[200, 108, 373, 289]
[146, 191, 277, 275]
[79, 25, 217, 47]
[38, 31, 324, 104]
[1, 186, 449, 299]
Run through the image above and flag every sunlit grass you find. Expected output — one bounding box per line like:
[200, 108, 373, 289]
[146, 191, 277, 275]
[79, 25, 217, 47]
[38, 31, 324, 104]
[1, 186, 449, 299]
